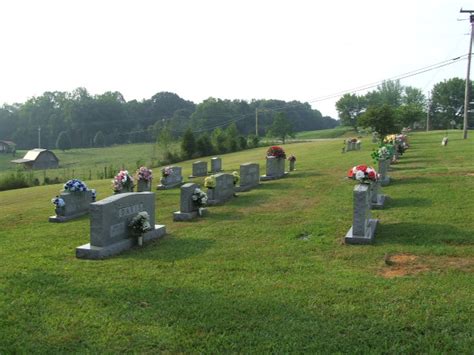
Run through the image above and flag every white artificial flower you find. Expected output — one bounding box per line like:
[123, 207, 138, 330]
[355, 170, 365, 181]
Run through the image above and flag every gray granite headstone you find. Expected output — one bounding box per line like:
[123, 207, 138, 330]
[173, 183, 208, 221]
[236, 162, 260, 192]
[355, 141, 361, 150]
[190, 161, 208, 178]
[76, 192, 166, 259]
[207, 173, 235, 205]
[345, 184, 378, 244]
[369, 181, 386, 210]
[49, 190, 94, 223]
[210, 157, 222, 173]
[378, 158, 390, 186]
[346, 141, 352, 151]
[289, 160, 295, 171]
[137, 180, 152, 192]
[157, 166, 183, 190]
[261, 156, 287, 181]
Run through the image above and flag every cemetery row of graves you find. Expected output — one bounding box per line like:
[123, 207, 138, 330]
[49, 133, 409, 259]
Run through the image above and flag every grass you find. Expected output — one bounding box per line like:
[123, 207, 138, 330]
[0, 131, 473, 352]
[294, 125, 355, 139]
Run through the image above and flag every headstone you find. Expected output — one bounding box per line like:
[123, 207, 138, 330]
[207, 173, 235, 205]
[355, 141, 361, 150]
[189, 161, 208, 178]
[346, 141, 352, 151]
[137, 180, 152, 192]
[261, 156, 287, 181]
[369, 181, 386, 209]
[236, 162, 260, 192]
[76, 192, 166, 259]
[157, 166, 183, 190]
[289, 160, 295, 171]
[210, 157, 222, 173]
[49, 190, 94, 223]
[173, 183, 208, 221]
[378, 158, 390, 186]
[345, 184, 378, 244]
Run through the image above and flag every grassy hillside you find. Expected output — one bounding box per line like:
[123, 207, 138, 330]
[294, 125, 355, 139]
[0, 131, 473, 353]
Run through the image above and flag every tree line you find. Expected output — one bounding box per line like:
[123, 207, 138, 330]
[335, 77, 473, 136]
[0, 89, 338, 150]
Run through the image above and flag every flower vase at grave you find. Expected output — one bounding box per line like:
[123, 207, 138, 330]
[137, 180, 152, 192]
[55, 206, 65, 216]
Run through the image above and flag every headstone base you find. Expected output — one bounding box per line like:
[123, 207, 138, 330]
[344, 219, 378, 245]
[173, 208, 208, 221]
[156, 181, 183, 190]
[235, 184, 258, 192]
[188, 175, 206, 179]
[49, 210, 89, 223]
[207, 197, 233, 206]
[76, 224, 166, 259]
[260, 172, 288, 181]
[371, 194, 387, 209]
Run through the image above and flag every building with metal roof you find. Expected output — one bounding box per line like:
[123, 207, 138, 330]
[11, 149, 59, 169]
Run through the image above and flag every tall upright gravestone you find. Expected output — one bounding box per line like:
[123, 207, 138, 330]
[189, 161, 208, 178]
[210, 157, 222, 173]
[369, 181, 386, 209]
[378, 159, 390, 186]
[76, 192, 166, 259]
[236, 162, 260, 192]
[49, 190, 94, 222]
[207, 173, 235, 205]
[345, 184, 378, 244]
[173, 183, 208, 221]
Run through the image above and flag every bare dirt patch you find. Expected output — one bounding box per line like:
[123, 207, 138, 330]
[379, 253, 474, 278]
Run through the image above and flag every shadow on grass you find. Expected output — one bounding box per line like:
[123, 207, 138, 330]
[377, 222, 474, 246]
[389, 166, 426, 171]
[384, 197, 432, 209]
[388, 176, 433, 185]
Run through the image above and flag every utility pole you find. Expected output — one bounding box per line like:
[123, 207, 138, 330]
[460, 8, 474, 139]
[255, 108, 259, 137]
[426, 91, 431, 131]
[38, 126, 41, 148]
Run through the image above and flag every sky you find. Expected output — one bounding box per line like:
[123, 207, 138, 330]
[0, 0, 472, 119]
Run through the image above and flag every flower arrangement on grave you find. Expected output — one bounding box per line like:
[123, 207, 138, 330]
[371, 145, 394, 164]
[192, 188, 208, 207]
[136, 166, 153, 182]
[51, 196, 66, 208]
[287, 155, 296, 162]
[204, 175, 216, 189]
[128, 211, 152, 246]
[161, 166, 173, 178]
[64, 179, 88, 192]
[266, 146, 286, 159]
[112, 170, 134, 193]
[232, 171, 240, 186]
[347, 165, 378, 184]
[91, 189, 97, 202]
[349, 137, 358, 143]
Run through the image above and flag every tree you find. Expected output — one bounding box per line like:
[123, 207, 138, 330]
[358, 104, 400, 140]
[196, 133, 214, 157]
[56, 131, 72, 151]
[396, 104, 425, 128]
[267, 112, 294, 143]
[224, 123, 239, 152]
[211, 128, 227, 154]
[181, 128, 196, 159]
[335, 93, 365, 127]
[93, 131, 105, 147]
[430, 78, 467, 129]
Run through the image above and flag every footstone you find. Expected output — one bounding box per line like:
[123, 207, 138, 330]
[76, 192, 166, 259]
[236, 162, 260, 192]
[189, 161, 208, 178]
[210, 157, 222, 173]
[345, 184, 378, 244]
[261, 156, 287, 181]
[207, 173, 235, 205]
[173, 183, 208, 221]
[157, 166, 183, 190]
[49, 190, 94, 223]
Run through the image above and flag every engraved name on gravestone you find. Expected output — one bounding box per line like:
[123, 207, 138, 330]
[210, 157, 222, 173]
[49, 190, 93, 223]
[345, 184, 378, 245]
[207, 173, 235, 205]
[157, 166, 183, 190]
[76, 192, 165, 259]
[190, 161, 208, 178]
[237, 163, 260, 192]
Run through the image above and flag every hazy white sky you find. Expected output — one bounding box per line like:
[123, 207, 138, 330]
[0, 0, 471, 119]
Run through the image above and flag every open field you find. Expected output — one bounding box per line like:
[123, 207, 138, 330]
[0, 131, 473, 352]
[294, 125, 355, 139]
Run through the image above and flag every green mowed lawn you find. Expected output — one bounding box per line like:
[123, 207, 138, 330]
[0, 131, 473, 352]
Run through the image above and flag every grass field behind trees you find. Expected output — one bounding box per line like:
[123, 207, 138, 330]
[0, 131, 473, 352]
